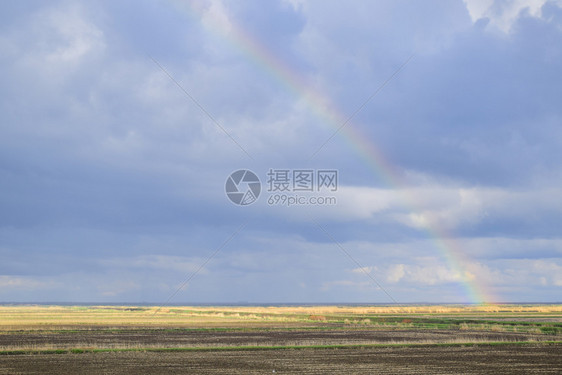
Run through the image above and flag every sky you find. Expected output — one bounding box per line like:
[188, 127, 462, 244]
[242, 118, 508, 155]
[1, 0, 561, 304]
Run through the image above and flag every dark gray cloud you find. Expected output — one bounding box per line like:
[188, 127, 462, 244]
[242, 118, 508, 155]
[0, 0, 561, 303]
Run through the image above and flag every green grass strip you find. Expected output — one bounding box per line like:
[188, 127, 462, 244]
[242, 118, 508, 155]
[0, 341, 560, 356]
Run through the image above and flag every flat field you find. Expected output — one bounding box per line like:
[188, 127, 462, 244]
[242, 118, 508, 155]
[0, 305, 560, 374]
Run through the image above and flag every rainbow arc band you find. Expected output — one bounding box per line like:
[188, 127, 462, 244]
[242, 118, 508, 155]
[182, 2, 492, 303]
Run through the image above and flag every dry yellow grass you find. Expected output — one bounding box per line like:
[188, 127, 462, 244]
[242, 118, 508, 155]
[0, 304, 560, 331]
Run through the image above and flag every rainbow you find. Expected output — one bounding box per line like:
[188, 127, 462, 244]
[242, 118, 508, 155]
[182, 2, 494, 304]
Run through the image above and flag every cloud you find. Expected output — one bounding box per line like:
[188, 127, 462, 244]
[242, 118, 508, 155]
[321, 279, 372, 292]
[294, 183, 562, 240]
[97, 280, 140, 297]
[0, 228, 560, 302]
[353, 262, 463, 286]
[463, 0, 562, 32]
[0, 276, 60, 291]
[530, 259, 562, 286]
[1, 0, 561, 303]
[102, 255, 203, 274]
[2, 2, 105, 87]
[386, 264, 406, 283]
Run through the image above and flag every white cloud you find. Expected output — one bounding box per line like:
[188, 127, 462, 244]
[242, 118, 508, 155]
[531, 260, 562, 286]
[97, 280, 140, 297]
[386, 264, 405, 283]
[199, 0, 234, 34]
[350, 260, 465, 286]
[397, 186, 487, 231]
[18, 3, 105, 71]
[349, 256, 562, 293]
[463, 0, 562, 32]
[102, 255, 203, 274]
[330, 186, 400, 219]
[464, 0, 495, 21]
[1, 0, 561, 303]
[301, 182, 562, 233]
[44, 7, 104, 64]
[321, 279, 371, 291]
[355, 262, 464, 286]
[0, 276, 59, 291]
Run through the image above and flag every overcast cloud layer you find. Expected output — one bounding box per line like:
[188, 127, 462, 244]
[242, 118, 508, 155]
[1, 0, 561, 303]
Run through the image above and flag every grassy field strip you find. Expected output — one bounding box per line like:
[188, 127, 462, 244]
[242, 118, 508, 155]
[1, 335, 557, 352]
[1, 305, 561, 336]
[0, 340, 560, 356]
[0, 322, 559, 335]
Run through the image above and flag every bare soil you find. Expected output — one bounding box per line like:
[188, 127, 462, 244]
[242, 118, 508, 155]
[0, 328, 552, 349]
[0, 344, 560, 374]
